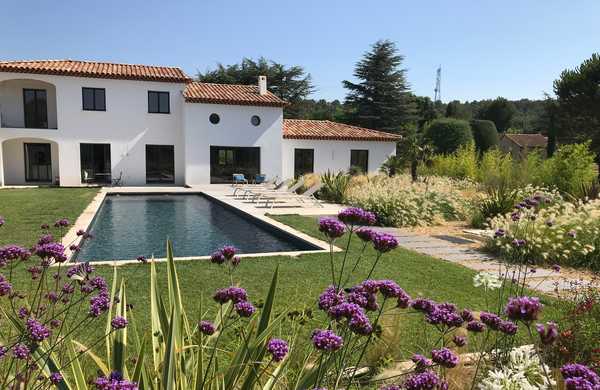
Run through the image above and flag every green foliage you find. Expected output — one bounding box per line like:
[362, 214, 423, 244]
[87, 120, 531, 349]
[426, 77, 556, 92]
[197, 56, 314, 118]
[319, 171, 351, 203]
[425, 143, 478, 179]
[476, 97, 517, 132]
[470, 119, 499, 153]
[445, 100, 471, 120]
[471, 187, 519, 228]
[343, 39, 416, 133]
[424, 118, 473, 154]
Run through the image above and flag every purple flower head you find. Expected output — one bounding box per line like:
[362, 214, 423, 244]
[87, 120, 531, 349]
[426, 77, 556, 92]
[76, 229, 86, 236]
[511, 238, 526, 247]
[0, 345, 6, 359]
[511, 212, 521, 221]
[396, 288, 411, 309]
[494, 229, 505, 238]
[50, 319, 61, 328]
[54, 218, 69, 228]
[199, 320, 215, 335]
[94, 371, 139, 390]
[377, 280, 402, 298]
[46, 291, 59, 303]
[235, 301, 256, 317]
[348, 311, 373, 335]
[356, 228, 375, 242]
[411, 298, 437, 314]
[312, 329, 343, 352]
[466, 321, 486, 333]
[213, 287, 248, 304]
[49, 372, 63, 384]
[0, 244, 31, 263]
[267, 338, 289, 362]
[220, 245, 237, 259]
[90, 276, 108, 291]
[372, 232, 398, 253]
[27, 318, 51, 342]
[411, 354, 433, 372]
[431, 347, 459, 368]
[461, 309, 474, 322]
[38, 234, 54, 245]
[453, 335, 467, 347]
[111, 316, 128, 330]
[318, 217, 346, 240]
[69, 244, 81, 252]
[536, 322, 559, 345]
[318, 286, 346, 311]
[136, 256, 147, 264]
[505, 296, 543, 322]
[552, 264, 561, 272]
[328, 302, 363, 321]
[567, 230, 577, 238]
[480, 312, 502, 330]
[34, 242, 67, 264]
[498, 320, 518, 336]
[0, 275, 12, 296]
[12, 343, 30, 360]
[231, 256, 241, 267]
[403, 370, 445, 390]
[89, 291, 111, 317]
[561, 363, 600, 389]
[18, 307, 29, 319]
[426, 303, 463, 328]
[338, 207, 376, 226]
[210, 251, 226, 265]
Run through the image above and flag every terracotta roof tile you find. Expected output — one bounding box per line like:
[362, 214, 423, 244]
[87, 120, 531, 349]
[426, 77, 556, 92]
[503, 133, 548, 147]
[283, 119, 401, 142]
[184, 82, 287, 107]
[0, 60, 191, 83]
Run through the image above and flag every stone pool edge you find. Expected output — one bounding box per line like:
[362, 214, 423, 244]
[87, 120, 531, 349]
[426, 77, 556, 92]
[60, 188, 339, 266]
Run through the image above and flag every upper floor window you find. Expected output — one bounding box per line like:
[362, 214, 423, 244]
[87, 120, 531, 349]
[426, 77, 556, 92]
[148, 91, 170, 114]
[82, 88, 106, 111]
[23, 89, 48, 129]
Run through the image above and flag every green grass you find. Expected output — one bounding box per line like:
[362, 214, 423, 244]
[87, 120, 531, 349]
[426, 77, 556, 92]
[0, 188, 99, 246]
[0, 189, 561, 366]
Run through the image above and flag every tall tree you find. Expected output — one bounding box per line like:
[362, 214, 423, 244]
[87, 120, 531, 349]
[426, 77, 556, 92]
[553, 53, 600, 156]
[476, 97, 517, 132]
[343, 40, 416, 133]
[445, 100, 471, 120]
[197, 57, 314, 118]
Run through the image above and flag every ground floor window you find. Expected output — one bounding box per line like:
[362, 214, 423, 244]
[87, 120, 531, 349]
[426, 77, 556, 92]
[350, 149, 369, 173]
[146, 145, 175, 184]
[24, 143, 52, 182]
[210, 146, 260, 184]
[80, 143, 111, 183]
[294, 148, 314, 177]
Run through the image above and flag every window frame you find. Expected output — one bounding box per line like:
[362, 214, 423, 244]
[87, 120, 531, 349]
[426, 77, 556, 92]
[82, 87, 106, 111]
[23, 88, 48, 128]
[294, 148, 315, 178]
[350, 149, 369, 173]
[148, 91, 170, 114]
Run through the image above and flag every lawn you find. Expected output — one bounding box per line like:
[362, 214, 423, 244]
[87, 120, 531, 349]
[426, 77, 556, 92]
[0, 189, 560, 366]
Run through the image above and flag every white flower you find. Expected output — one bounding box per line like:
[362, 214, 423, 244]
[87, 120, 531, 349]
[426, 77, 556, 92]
[473, 272, 502, 290]
[479, 348, 555, 390]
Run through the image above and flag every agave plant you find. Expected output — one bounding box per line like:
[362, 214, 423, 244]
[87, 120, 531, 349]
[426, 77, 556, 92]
[319, 171, 352, 203]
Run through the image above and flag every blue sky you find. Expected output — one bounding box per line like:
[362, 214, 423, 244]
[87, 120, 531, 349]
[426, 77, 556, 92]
[2, 0, 598, 102]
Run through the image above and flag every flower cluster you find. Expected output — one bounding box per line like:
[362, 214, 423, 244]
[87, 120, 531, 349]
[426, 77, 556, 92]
[337, 207, 376, 226]
[0, 244, 31, 266]
[402, 370, 448, 390]
[0, 274, 12, 296]
[561, 363, 600, 389]
[34, 242, 67, 265]
[505, 296, 543, 322]
[199, 320, 215, 335]
[94, 371, 138, 390]
[266, 338, 289, 362]
[210, 245, 240, 267]
[318, 217, 346, 240]
[536, 322, 558, 345]
[472, 272, 502, 290]
[311, 329, 343, 352]
[213, 287, 255, 317]
[111, 316, 128, 330]
[431, 347, 459, 368]
[26, 318, 51, 342]
[372, 233, 399, 253]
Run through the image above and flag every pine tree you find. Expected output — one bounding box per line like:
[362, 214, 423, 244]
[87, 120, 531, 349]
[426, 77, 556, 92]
[343, 40, 416, 133]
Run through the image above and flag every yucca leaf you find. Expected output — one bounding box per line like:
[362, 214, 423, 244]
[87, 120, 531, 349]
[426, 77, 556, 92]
[105, 266, 119, 362]
[162, 307, 178, 389]
[150, 257, 164, 372]
[112, 279, 128, 375]
[68, 341, 87, 390]
[132, 336, 147, 384]
[72, 339, 110, 375]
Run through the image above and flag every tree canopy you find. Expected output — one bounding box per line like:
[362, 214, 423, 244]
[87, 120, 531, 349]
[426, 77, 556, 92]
[197, 57, 314, 118]
[475, 97, 517, 132]
[343, 40, 416, 133]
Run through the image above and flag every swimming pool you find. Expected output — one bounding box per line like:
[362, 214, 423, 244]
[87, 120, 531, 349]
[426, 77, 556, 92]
[76, 194, 318, 261]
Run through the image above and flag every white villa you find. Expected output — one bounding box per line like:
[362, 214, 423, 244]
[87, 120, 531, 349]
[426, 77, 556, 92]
[0, 60, 399, 187]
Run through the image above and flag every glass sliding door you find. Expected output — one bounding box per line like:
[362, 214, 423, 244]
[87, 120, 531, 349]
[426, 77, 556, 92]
[23, 89, 48, 128]
[294, 148, 314, 177]
[209, 146, 260, 183]
[80, 144, 111, 184]
[146, 145, 175, 184]
[24, 143, 52, 182]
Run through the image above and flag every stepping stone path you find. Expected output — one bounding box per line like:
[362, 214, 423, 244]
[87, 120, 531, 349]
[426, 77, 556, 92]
[370, 227, 587, 294]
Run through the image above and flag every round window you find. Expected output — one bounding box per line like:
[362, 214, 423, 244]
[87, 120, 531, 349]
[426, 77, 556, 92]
[251, 115, 261, 126]
[209, 113, 220, 124]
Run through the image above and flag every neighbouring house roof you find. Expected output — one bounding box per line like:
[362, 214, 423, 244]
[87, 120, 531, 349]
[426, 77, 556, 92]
[283, 119, 402, 142]
[502, 133, 548, 148]
[184, 82, 287, 107]
[0, 59, 191, 83]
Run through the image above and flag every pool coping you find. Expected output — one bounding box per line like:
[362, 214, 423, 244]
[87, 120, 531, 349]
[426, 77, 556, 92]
[61, 188, 339, 266]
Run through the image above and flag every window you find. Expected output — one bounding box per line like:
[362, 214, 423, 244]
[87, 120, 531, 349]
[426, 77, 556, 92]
[146, 145, 175, 183]
[148, 91, 170, 114]
[80, 144, 111, 183]
[24, 143, 52, 182]
[23, 89, 48, 128]
[209, 113, 220, 124]
[251, 115, 261, 126]
[210, 146, 260, 184]
[350, 150, 369, 173]
[82, 88, 106, 111]
[294, 149, 314, 178]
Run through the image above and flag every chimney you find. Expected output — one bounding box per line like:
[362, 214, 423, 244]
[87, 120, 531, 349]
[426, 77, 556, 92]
[258, 75, 267, 95]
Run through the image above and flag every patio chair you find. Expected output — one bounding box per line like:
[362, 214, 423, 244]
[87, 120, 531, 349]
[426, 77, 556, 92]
[82, 169, 94, 184]
[112, 171, 123, 187]
[262, 183, 324, 209]
[253, 174, 267, 184]
[232, 173, 248, 186]
[232, 176, 281, 197]
[246, 178, 304, 202]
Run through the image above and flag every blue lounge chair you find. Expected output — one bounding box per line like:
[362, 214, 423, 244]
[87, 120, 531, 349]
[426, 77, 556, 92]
[232, 173, 248, 186]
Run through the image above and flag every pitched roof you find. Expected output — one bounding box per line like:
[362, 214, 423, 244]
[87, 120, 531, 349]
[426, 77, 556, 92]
[0, 60, 191, 83]
[502, 133, 548, 148]
[184, 82, 287, 107]
[283, 119, 401, 142]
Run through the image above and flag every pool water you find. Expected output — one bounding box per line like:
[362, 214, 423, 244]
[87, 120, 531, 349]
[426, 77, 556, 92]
[76, 194, 316, 261]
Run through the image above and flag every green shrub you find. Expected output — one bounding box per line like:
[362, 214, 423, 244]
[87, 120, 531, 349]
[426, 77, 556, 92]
[471, 186, 519, 228]
[470, 119, 499, 153]
[424, 118, 473, 154]
[423, 143, 477, 179]
[319, 170, 352, 203]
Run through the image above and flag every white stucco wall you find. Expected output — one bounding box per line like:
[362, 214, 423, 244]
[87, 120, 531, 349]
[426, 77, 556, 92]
[183, 102, 283, 185]
[281, 138, 397, 178]
[1, 138, 60, 184]
[0, 71, 186, 186]
[0, 79, 58, 129]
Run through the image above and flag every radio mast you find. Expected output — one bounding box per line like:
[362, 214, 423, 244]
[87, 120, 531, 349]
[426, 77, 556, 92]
[434, 66, 442, 103]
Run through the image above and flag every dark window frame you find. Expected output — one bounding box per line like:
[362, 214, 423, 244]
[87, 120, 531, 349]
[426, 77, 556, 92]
[145, 144, 175, 183]
[80, 143, 112, 184]
[148, 91, 170, 114]
[350, 149, 369, 173]
[82, 87, 106, 111]
[294, 148, 314, 178]
[209, 146, 261, 184]
[24, 142, 52, 182]
[23, 88, 48, 129]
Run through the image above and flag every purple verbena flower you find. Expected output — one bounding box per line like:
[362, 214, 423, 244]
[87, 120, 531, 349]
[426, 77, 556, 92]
[536, 322, 559, 345]
[461, 309, 474, 322]
[136, 256, 147, 264]
[220, 245, 237, 259]
[356, 228, 375, 242]
[505, 296, 543, 322]
[466, 321, 486, 333]
[210, 251, 226, 264]
[199, 320, 215, 335]
[27, 318, 51, 342]
[403, 370, 446, 390]
[312, 329, 343, 352]
[348, 311, 373, 335]
[49, 372, 63, 384]
[266, 338, 289, 362]
[0, 245, 31, 264]
[34, 242, 67, 264]
[561, 363, 600, 389]
[12, 343, 30, 360]
[0, 275, 12, 296]
[89, 291, 111, 317]
[111, 316, 128, 330]
[54, 218, 69, 228]
[498, 320, 518, 336]
[411, 298, 437, 314]
[411, 354, 433, 372]
[453, 335, 467, 347]
[318, 286, 346, 311]
[431, 347, 459, 368]
[318, 218, 346, 240]
[480, 312, 502, 330]
[338, 207, 376, 226]
[94, 371, 139, 390]
[234, 301, 256, 317]
[494, 229, 505, 238]
[213, 287, 248, 304]
[372, 232, 398, 253]
[377, 280, 402, 298]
